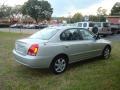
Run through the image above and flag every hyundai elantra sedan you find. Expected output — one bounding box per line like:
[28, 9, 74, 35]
[13, 26, 112, 74]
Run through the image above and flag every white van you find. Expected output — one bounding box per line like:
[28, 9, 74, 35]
[75, 22, 112, 36]
[94, 22, 112, 36]
[75, 21, 94, 31]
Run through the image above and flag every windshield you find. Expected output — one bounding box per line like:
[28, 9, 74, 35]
[29, 28, 59, 40]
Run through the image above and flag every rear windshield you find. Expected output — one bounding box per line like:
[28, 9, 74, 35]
[29, 28, 59, 40]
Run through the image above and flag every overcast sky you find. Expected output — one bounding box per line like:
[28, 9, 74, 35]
[0, 0, 120, 17]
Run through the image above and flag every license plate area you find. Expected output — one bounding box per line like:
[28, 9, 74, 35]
[15, 42, 27, 55]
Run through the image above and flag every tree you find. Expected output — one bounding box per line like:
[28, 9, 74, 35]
[21, 0, 53, 23]
[111, 2, 120, 16]
[0, 5, 12, 18]
[97, 7, 107, 16]
[89, 15, 99, 22]
[97, 7, 107, 22]
[10, 5, 22, 17]
[9, 5, 22, 22]
[71, 13, 83, 23]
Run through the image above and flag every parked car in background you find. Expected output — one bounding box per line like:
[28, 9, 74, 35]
[22, 24, 29, 29]
[15, 24, 48, 29]
[93, 22, 112, 36]
[13, 26, 112, 74]
[75, 22, 113, 36]
[27, 24, 36, 29]
[39, 24, 48, 29]
[23, 24, 36, 29]
[25, 24, 48, 29]
[10, 24, 23, 28]
[110, 23, 120, 34]
[75, 21, 95, 32]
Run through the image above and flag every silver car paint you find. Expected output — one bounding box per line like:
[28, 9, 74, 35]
[13, 26, 111, 68]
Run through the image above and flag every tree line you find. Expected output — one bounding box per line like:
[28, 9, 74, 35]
[0, 0, 53, 23]
[55, 2, 120, 23]
[0, 1, 119, 24]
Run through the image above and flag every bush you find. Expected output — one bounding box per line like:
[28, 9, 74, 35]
[0, 23, 10, 28]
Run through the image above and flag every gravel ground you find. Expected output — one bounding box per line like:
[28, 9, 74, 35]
[0, 28, 40, 34]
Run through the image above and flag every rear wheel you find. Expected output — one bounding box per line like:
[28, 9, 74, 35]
[50, 56, 68, 74]
[102, 46, 111, 59]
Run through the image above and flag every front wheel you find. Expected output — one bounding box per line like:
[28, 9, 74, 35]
[102, 46, 111, 59]
[49, 56, 68, 74]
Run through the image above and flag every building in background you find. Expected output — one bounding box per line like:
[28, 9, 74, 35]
[106, 16, 120, 24]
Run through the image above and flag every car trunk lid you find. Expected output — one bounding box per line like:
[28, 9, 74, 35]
[15, 38, 48, 56]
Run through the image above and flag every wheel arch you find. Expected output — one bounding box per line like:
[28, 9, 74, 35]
[51, 53, 69, 64]
[49, 53, 69, 74]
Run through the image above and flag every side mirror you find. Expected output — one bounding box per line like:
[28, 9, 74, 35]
[94, 34, 100, 40]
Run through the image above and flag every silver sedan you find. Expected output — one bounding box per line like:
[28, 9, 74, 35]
[13, 26, 112, 74]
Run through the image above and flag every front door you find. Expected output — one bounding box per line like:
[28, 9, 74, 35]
[60, 28, 101, 63]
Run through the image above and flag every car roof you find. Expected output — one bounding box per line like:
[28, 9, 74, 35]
[94, 22, 109, 23]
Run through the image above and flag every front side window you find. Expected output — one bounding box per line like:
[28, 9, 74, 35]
[80, 30, 94, 40]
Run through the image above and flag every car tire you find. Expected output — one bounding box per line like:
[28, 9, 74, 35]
[102, 46, 111, 59]
[49, 55, 68, 74]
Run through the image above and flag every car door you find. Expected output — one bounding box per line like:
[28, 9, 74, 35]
[79, 29, 102, 58]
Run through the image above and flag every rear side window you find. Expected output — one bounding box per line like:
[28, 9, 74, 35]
[60, 28, 83, 41]
[29, 28, 59, 40]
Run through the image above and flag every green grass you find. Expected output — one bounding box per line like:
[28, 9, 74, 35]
[0, 31, 120, 90]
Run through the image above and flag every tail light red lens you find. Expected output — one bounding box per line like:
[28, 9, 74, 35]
[27, 44, 39, 56]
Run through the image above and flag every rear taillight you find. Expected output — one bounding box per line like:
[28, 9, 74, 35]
[27, 44, 39, 56]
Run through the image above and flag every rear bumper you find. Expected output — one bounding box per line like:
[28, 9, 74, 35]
[13, 49, 52, 68]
